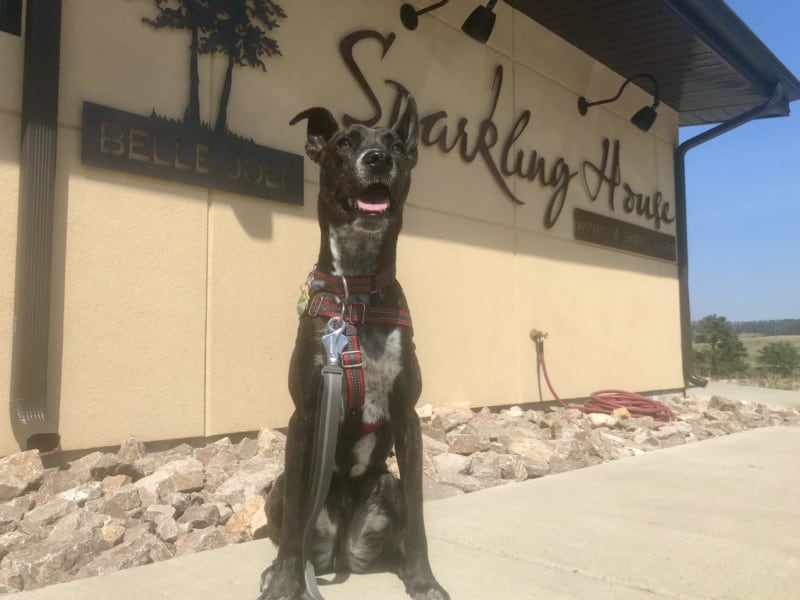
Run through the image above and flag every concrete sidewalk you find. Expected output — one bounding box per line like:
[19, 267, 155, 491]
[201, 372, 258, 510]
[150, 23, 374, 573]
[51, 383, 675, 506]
[16, 427, 800, 599]
[689, 381, 800, 409]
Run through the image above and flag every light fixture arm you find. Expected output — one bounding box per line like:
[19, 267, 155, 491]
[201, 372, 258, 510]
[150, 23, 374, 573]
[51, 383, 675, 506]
[416, 0, 450, 17]
[400, 0, 450, 30]
[578, 73, 661, 115]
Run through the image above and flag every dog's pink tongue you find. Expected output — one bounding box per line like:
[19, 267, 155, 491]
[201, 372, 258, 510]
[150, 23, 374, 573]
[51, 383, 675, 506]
[356, 198, 390, 213]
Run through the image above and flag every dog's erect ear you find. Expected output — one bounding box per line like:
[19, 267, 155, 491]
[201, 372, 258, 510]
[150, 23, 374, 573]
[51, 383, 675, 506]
[391, 95, 419, 167]
[289, 107, 339, 163]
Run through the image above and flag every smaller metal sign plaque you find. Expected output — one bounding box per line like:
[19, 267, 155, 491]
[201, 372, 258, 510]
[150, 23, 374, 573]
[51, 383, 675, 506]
[81, 102, 303, 205]
[574, 208, 676, 261]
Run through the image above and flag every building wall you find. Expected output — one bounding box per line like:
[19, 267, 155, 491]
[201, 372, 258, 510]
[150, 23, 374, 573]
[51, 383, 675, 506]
[0, 0, 682, 455]
[1, 8, 25, 455]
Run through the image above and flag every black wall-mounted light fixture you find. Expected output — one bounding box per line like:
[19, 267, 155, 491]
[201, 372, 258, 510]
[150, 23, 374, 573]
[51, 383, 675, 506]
[401, 0, 499, 44]
[400, 0, 450, 31]
[462, 0, 498, 43]
[577, 73, 661, 132]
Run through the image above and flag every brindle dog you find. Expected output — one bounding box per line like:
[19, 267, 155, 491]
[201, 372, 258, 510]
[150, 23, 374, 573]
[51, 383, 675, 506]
[259, 97, 449, 600]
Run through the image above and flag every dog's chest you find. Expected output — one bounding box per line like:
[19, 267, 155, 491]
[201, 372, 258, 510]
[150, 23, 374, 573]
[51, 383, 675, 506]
[337, 327, 402, 478]
[329, 228, 384, 275]
[359, 327, 402, 425]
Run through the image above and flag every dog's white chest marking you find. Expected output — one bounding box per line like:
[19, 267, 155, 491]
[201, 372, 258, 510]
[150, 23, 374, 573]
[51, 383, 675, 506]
[350, 433, 376, 477]
[328, 231, 343, 275]
[328, 227, 385, 275]
[361, 328, 402, 425]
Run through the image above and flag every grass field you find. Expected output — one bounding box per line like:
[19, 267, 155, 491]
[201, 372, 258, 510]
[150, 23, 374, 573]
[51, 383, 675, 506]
[738, 334, 800, 369]
[691, 334, 800, 390]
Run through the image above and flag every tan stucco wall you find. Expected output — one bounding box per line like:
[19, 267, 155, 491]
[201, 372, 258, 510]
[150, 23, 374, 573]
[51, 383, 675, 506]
[0, 115, 21, 457]
[0, 0, 683, 455]
[1, 17, 24, 455]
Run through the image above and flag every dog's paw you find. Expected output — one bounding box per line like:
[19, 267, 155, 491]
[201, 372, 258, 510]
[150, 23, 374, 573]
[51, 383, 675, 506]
[409, 581, 450, 600]
[257, 561, 303, 600]
[257, 581, 302, 600]
[257, 591, 302, 600]
[259, 565, 275, 593]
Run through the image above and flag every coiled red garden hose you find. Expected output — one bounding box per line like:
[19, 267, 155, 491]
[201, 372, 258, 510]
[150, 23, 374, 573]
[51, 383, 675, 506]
[533, 332, 675, 422]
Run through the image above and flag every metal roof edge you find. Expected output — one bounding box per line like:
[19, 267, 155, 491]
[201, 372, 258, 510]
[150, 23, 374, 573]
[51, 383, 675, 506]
[664, 0, 800, 104]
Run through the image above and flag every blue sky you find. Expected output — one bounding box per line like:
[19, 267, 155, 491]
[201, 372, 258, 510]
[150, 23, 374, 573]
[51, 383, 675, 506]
[680, 1, 800, 322]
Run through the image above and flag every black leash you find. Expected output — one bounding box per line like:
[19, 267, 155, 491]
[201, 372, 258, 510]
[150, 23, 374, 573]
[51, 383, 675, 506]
[300, 318, 347, 600]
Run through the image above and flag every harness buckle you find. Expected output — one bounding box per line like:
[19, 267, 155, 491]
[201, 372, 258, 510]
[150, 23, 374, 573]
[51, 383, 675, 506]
[345, 302, 367, 325]
[341, 350, 363, 369]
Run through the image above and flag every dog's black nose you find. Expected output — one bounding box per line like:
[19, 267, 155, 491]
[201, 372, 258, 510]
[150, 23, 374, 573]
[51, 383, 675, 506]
[362, 149, 393, 168]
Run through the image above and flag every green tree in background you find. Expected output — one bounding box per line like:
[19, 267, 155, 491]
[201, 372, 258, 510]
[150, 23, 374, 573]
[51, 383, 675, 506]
[757, 341, 800, 377]
[693, 314, 748, 377]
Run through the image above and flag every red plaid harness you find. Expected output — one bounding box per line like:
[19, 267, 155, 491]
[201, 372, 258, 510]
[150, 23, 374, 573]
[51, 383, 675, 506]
[302, 267, 413, 433]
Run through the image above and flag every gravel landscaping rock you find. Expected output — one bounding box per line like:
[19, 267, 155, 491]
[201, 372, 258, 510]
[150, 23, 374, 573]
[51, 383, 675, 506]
[0, 395, 797, 593]
[0, 451, 44, 502]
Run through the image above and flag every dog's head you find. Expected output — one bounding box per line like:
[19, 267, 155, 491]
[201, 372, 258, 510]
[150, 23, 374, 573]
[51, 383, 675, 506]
[290, 97, 419, 233]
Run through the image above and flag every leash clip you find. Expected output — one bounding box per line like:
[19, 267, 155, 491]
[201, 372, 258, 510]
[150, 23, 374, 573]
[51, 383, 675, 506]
[321, 317, 348, 366]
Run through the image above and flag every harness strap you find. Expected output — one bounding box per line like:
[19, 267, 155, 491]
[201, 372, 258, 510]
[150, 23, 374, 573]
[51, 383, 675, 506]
[304, 294, 413, 435]
[310, 268, 396, 295]
[302, 266, 413, 437]
[307, 295, 413, 330]
[341, 324, 364, 415]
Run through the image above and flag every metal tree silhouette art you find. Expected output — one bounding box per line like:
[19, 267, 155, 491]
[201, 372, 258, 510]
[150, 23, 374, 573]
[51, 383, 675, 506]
[143, 0, 215, 128]
[202, 0, 286, 137]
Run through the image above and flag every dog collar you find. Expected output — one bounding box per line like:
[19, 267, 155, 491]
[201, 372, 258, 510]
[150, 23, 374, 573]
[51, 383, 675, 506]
[309, 267, 397, 295]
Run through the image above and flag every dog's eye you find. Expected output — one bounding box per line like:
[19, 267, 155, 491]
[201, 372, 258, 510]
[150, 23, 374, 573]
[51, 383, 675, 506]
[337, 137, 352, 149]
[392, 142, 405, 154]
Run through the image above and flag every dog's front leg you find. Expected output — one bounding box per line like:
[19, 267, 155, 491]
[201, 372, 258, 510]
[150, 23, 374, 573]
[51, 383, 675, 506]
[391, 371, 450, 600]
[260, 410, 313, 600]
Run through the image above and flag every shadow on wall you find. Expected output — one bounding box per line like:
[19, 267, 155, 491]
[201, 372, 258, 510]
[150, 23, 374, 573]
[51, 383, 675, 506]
[72, 132, 673, 280]
[64, 0, 678, 275]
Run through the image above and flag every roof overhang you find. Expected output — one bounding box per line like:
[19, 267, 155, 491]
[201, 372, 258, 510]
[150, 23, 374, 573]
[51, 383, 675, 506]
[507, 0, 800, 126]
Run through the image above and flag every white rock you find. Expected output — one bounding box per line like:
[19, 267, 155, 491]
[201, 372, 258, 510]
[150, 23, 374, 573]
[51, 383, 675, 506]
[415, 403, 434, 419]
[505, 405, 524, 418]
[56, 482, 102, 506]
[431, 453, 471, 476]
[587, 413, 618, 428]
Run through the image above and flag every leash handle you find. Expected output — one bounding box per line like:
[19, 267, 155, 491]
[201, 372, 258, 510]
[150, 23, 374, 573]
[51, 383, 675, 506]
[301, 363, 344, 600]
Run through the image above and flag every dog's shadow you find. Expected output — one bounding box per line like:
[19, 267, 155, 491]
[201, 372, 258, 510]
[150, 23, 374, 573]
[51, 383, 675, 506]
[315, 557, 402, 586]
